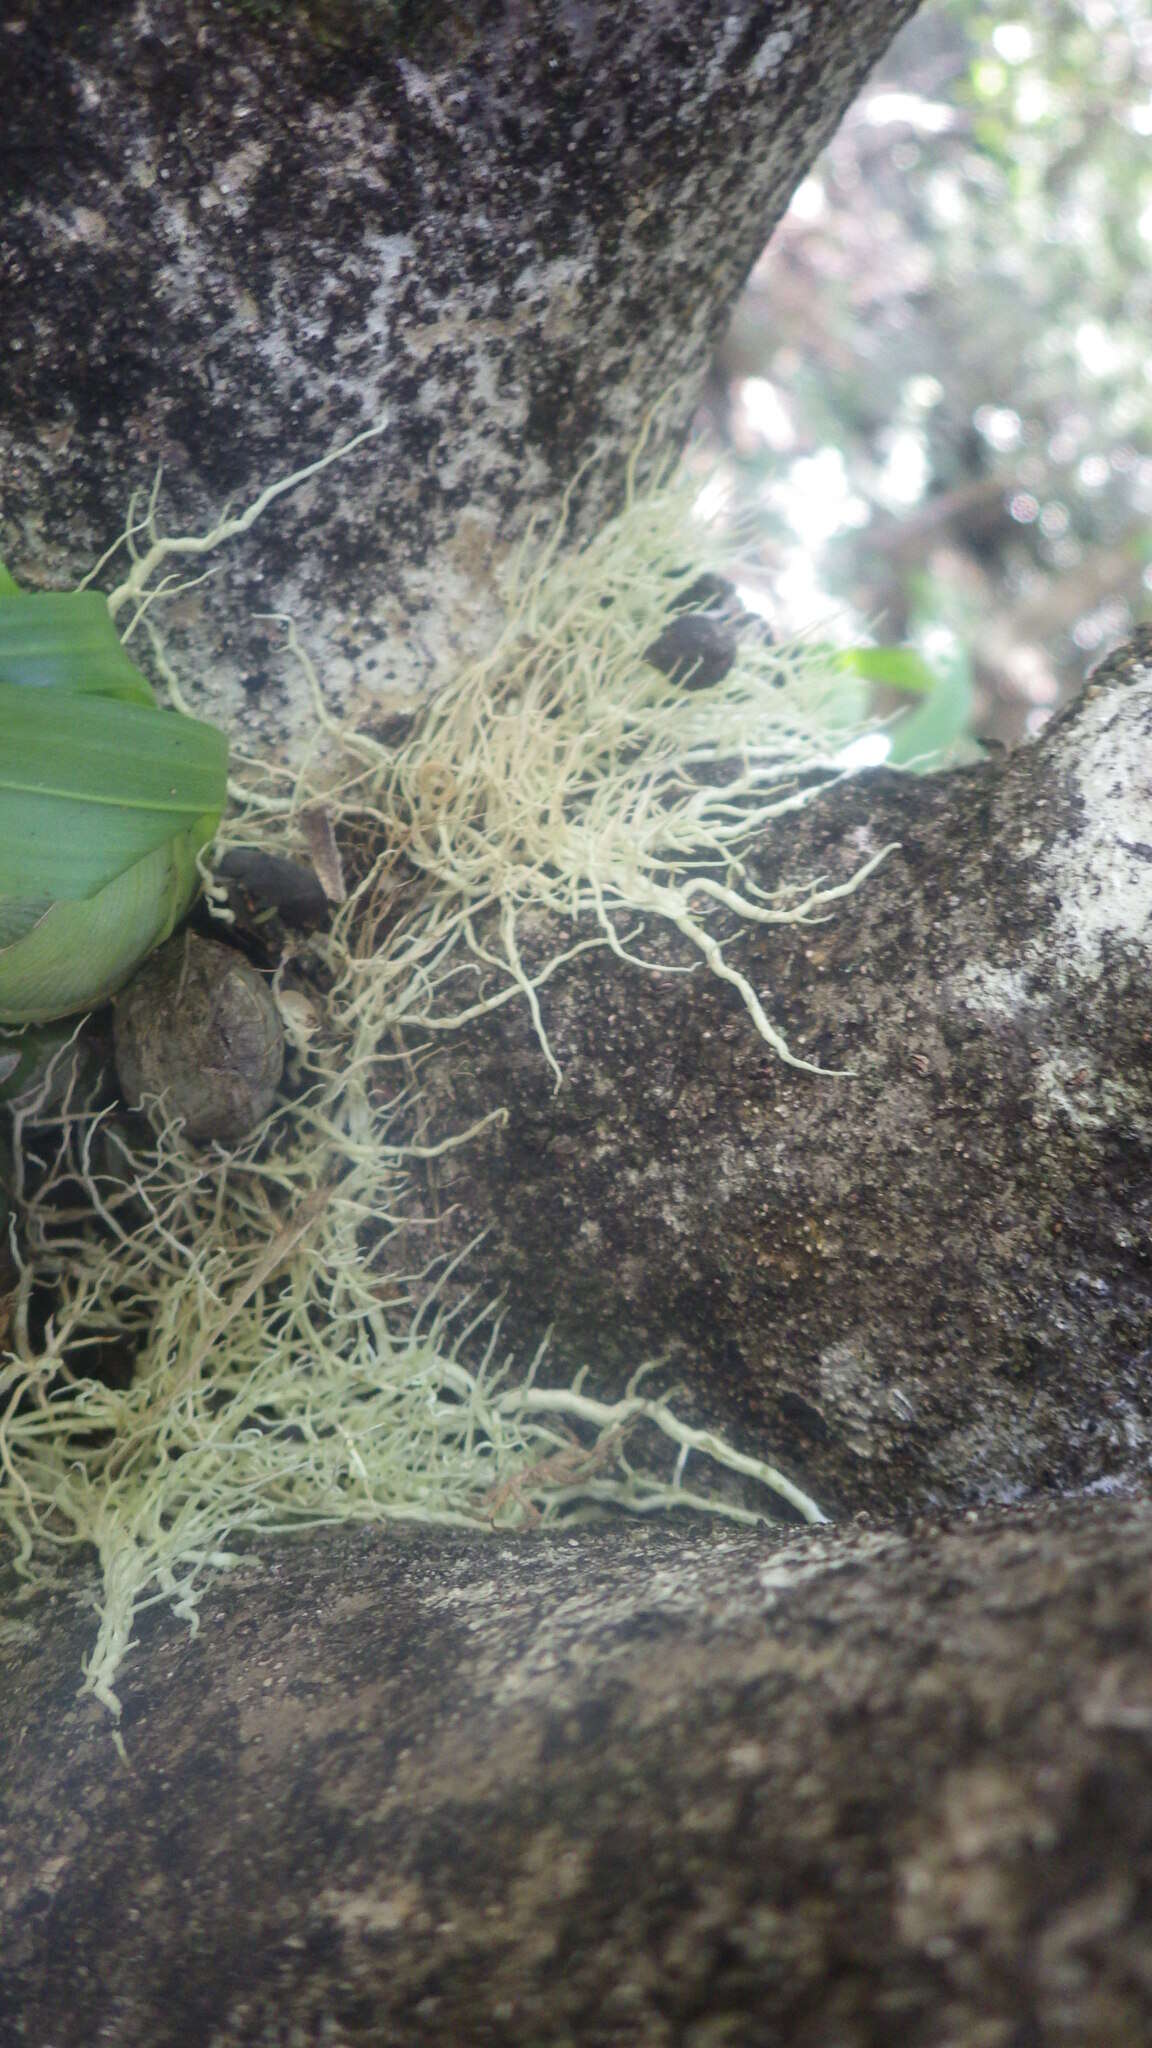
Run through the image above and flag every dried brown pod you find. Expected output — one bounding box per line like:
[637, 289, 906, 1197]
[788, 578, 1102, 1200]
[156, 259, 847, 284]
[202, 849, 332, 970]
[114, 932, 284, 1146]
[643, 610, 742, 690]
[300, 807, 347, 905]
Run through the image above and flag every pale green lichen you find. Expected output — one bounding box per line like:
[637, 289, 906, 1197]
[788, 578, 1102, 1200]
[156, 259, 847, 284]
[0, 425, 890, 1716]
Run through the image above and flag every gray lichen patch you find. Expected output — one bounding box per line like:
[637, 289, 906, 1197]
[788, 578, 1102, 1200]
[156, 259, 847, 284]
[958, 628, 1152, 1133]
[1038, 630, 1152, 984]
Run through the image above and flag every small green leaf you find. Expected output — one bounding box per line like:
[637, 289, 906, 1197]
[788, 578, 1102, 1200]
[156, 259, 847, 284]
[0, 827, 211, 1025]
[832, 646, 940, 696]
[886, 640, 976, 769]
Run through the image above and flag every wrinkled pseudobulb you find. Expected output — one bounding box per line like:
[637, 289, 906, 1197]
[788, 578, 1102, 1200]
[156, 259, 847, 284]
[114, 932, 284, 1145]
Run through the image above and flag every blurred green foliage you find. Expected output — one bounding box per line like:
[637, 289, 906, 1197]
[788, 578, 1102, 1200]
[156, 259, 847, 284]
[701, 0, 1152, 755]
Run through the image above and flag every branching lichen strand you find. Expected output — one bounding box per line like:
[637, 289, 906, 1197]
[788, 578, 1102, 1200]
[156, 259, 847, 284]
[0, 431, 889, 1713]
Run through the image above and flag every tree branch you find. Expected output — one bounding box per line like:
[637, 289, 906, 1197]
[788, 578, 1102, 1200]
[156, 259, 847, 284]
[411, 632, 1152, 1520]
[3, 1495, 1152, 2045]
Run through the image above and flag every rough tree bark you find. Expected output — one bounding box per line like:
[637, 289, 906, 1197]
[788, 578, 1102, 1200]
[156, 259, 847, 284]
[415, 632, 1152, 1524]
[4, 1498, 1152, 2047]
[3, 4, 1151, 2044]
[0, 0, 919, 740]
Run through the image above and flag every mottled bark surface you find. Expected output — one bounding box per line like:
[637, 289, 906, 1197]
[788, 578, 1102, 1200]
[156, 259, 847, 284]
[0, 0, 917, 743]
[4, 1496, 1152, 2048]
[411, 632, 1152, 1523]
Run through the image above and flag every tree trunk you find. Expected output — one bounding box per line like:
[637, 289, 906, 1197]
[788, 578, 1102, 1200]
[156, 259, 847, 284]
[0, 0, 919, 743]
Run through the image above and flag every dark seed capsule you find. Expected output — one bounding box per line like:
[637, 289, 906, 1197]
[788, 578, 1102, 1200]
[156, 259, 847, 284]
[114, 932, 284, 1146]
[214, 849, 331, 930]
[667, 572, 741, 618]
[643, 612, 743, 692]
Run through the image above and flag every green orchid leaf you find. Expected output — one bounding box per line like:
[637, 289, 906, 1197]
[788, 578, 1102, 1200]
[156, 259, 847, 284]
[0, 564, 229, 1022]
[0, 585, 156, 704]
[0, 683, 227, 905]
[0, 828, 212, 1026]
[887, 641, 977, 769]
